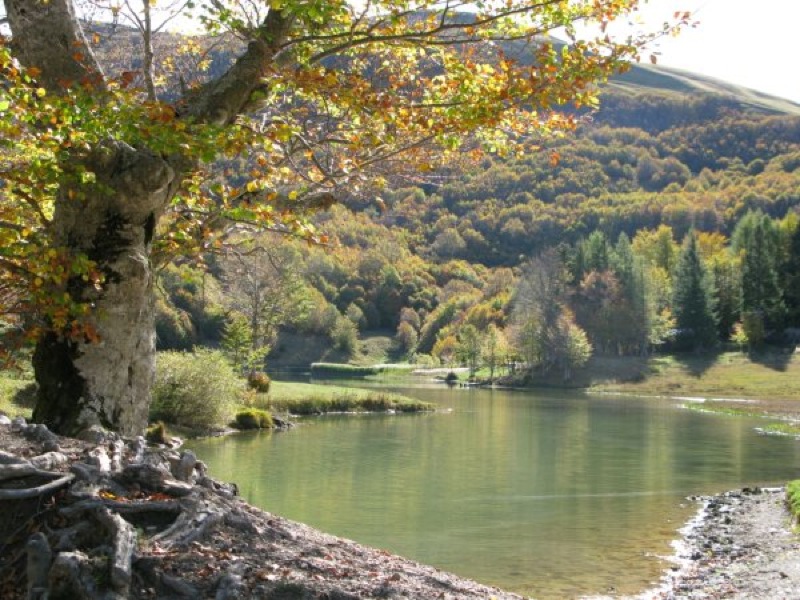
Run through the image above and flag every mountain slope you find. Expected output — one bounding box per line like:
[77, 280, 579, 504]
[608, 62, 800, 116]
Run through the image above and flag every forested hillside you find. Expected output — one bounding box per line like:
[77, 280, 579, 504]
[85, 22, 800, 377]
[153, 90, 800, 378]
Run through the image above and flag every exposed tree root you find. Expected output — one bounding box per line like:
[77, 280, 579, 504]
[0, 418, 524, 600]
[0, 473, 75, 500]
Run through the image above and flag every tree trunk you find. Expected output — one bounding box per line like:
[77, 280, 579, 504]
[32, 141, 180, 437]
[7, 0, 289, 436]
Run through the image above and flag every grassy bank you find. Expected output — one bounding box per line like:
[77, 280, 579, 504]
[265, 381, 434, 415]
[0, 373, 34, 420]
[1, 367, 433, 437]
[310, 362, 418, 378]
[787, 481, 800, 526]
[589, 352, 800, 402]
[587, 351, 800, 432]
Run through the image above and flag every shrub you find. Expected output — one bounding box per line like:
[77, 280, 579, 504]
[331, 317, 358, 355]
[145, 421, 168, 445]
[247, 371, 271, 393]
[155, 297, 195, 350]
[234, 409, 273, 430]
[151, 349, 240, 430]
[395, 321, 418, 355]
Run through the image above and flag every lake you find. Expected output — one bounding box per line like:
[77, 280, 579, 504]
[188, 384, 800, 598]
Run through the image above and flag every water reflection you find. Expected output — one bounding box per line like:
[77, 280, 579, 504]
[189, 387, 800, 599]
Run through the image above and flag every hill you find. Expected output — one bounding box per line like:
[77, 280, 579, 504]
[86, 20, 800, 121]
[608, 63, 800, 117]
[78, 18, 800, 371]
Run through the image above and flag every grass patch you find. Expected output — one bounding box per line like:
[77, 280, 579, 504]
[683, 403, 761, 418]
[311, 363, 382, 377]
[311, 362, 418, 379]
[760, 422, 800, 436]
[234, 408, 273, 430]
[683, 403, 800, 438]
[787, 480, 800, 526]
[0, 371, 35, 419]
[264, 381, 433, 415]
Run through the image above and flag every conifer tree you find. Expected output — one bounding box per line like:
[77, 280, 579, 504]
[734, 212, 785, 330]
[610, 233, 650, 354]
[782, 224, 800, 327]
[672, 232, 718, 350]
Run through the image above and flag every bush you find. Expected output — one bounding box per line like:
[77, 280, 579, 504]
[155, 297, 195, 350]
[413, 353, 437, 368]
[145, 421, 168, 445]
[234, 409, 273, 430]
[331, 317, 358, 355]
[247, 371, 271, 393]
[151, 349, 240, 430]
[395, 321, 418, 356]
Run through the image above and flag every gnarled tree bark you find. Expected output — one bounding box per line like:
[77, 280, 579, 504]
[31, 142, 180, 436]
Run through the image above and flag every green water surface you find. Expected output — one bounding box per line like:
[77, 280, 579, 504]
[188, 386, 800, 599]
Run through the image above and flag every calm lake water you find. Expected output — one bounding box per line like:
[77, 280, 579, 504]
[188, 384, 800, 599]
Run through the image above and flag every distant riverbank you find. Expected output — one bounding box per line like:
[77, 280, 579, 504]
[583, 352, 800, 433]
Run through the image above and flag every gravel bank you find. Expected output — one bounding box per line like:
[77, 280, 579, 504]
[636, 488, 800, 600]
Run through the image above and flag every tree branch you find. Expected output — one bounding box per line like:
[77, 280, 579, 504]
[183, 8, 293, 125]
[292, 0, 567, 63]
[5, 0, 106, 92]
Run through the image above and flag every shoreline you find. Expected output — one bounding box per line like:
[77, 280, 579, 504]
[630, 486, 800, 600]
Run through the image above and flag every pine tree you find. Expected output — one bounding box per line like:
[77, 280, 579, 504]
[583, 231, 610, 273]
[672, 232, 718, 350]
[783, 224, 800, 327]
[735, 212, 785, 330]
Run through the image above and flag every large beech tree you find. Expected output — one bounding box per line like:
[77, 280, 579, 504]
[0, 0, 680, 436]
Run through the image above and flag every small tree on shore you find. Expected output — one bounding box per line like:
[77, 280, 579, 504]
[483, 324, 508, 383]
[456, 324, 483, 378]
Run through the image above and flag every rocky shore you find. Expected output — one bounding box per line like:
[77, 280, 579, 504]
[638, 488, 800, 600]
[2, 415, 798, 599]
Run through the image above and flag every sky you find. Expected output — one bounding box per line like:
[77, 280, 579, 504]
[1, 0, 796, 103]
[628, 0, 800, 103]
